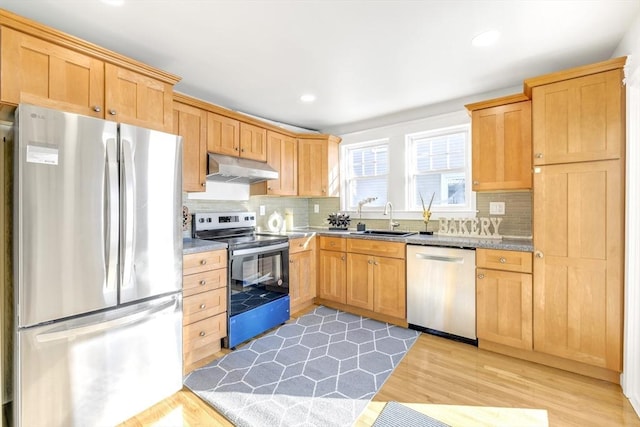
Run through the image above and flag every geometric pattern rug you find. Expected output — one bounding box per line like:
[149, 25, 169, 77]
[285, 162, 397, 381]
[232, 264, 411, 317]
[184, 306, 419, 427]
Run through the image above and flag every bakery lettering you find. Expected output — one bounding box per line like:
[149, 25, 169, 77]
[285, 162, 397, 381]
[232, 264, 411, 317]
[438, 217, 503, 238]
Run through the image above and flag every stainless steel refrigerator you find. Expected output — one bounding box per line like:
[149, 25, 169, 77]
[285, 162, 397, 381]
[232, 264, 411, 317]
[13, 104, 183, 427]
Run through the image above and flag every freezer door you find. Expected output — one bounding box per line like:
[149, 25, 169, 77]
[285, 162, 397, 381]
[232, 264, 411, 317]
[119, 124, 183, 304]
[14, 294, 183, 427]
[15, 104, 119, 327]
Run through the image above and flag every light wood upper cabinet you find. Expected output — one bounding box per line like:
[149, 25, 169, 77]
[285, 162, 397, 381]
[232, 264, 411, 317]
[533, 159, 623, 371]
[104, 63, 174, 132]
[298, 135, 341, 197]
[530, 68, 624, 165]
[173, 99, 207, 192]
[253, 131, 298, 196]
[207, 112, 240, 156]
[467, 98, 532, 191]
[0, 26, 104, 117]
[476, 248, 533, 350]
[239, 122, 267, 161]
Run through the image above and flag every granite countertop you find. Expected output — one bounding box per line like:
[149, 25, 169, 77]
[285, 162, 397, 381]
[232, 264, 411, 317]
[277, 227, 533, 252]
[183, 238, 227, 254]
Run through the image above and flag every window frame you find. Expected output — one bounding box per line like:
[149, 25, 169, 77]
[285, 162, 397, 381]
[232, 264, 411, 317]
[405, 124, 474, 217]
[341, 138, 389, 213]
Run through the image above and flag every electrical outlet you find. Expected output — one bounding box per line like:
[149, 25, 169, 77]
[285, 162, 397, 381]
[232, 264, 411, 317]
[489, 202, 505, 215]
[259, 205, 266, 216]
[314, 204, 320, 213]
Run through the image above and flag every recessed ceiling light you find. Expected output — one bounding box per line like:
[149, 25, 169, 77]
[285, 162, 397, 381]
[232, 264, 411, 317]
[100, 0, 125, 6]
[300, 94, 316, 103]
[472, 29, 501, 47]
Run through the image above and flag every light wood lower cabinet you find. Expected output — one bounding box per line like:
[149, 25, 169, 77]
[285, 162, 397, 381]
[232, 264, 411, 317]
[476, 249, 533, 350]
[182, 250, 228, 374]
[318, 237, 347, 304]
[289, 236, 316, 313]
[316, 236, 406, 325]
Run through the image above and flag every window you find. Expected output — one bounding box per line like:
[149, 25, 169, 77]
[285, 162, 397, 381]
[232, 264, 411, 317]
[407, 125, 471, 212]
[343, 140, 388, 210]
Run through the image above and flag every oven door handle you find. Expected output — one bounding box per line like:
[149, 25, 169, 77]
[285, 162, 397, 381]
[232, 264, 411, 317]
[232, 242, 290, 256]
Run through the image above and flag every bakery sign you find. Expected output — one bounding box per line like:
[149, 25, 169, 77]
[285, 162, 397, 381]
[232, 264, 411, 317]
[437, 217, 503, 239]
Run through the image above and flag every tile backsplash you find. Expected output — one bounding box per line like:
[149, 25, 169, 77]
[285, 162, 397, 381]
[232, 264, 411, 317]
[183, 190, 532, 238]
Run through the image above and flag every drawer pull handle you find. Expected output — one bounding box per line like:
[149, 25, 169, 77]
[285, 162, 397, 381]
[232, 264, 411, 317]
[200, 260, 207, 265]
[200, 280, 206, 286]
[499, 257, 506, 264]
[200, 304, 206, 309]
[199, 331, 206, 337]
[477, 273, 485, 279]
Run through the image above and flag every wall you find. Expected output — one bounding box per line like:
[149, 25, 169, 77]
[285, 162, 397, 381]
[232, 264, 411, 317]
[615, 7, 640, 416]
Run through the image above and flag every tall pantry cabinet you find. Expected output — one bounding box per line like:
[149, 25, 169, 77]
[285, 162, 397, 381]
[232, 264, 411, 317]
[526, 57, 626, 378]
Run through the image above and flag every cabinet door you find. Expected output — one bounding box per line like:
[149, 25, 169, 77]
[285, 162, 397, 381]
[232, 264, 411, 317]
[533, 159, 623, 371]
[318, 250, 346, 304]
[477, 268, 532, 350]
[207, 112, 240, 156]
[298, 137, 339, 197]
[104, 63, 173, 131]
[373, 257, 406, 319]
[346, 253, 374, 311]
[472, 101, 532, 191]
[174, 102, 207, 192]
[1, 27, 104, 117]
[289, 250, 315, 312]
[264, 131, 298, 195]
[532, 69, 623, 165]
[239, 122, 267, 161]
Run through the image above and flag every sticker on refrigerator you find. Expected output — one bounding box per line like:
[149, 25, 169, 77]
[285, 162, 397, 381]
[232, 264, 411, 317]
[26, 144, 59, 165]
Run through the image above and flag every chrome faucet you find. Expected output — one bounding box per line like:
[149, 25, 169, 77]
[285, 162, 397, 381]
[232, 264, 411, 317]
[383, 202, 400, 230]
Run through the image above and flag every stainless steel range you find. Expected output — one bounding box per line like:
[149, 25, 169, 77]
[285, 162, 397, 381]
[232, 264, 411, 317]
[193, 212, 290, 348]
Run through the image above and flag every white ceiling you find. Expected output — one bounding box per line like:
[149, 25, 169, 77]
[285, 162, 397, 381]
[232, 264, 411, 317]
[2, 1, 639, 134]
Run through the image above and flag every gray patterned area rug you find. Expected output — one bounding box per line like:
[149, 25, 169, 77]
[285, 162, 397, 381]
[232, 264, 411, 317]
[184, 306, 419, 427]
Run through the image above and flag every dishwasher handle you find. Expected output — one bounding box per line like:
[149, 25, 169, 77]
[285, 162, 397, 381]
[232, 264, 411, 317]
[414, 253, 465, 264]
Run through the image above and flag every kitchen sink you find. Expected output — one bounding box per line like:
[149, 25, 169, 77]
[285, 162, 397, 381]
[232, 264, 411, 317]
[350, 230, 417, 237]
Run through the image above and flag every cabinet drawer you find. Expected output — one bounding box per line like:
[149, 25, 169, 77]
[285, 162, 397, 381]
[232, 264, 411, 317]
[476, 248, 532, 273]
[319, 236, 346, 251]
[183, 268, 226, 298]
[183, 313, 227, 366]
[183, 287, 227, 325]
[183, 249, 227, 275]
[289, 236, 316, 254]
[347, 239, 405, 259]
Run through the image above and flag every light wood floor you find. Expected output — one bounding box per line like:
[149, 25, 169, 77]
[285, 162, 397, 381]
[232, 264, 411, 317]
[121, 309, 640, 427]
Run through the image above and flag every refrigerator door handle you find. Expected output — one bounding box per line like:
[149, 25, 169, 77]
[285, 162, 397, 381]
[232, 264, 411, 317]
[35, 297, 178, 343]
[105, 138, 119, 291]
[121, 137, 136, 289]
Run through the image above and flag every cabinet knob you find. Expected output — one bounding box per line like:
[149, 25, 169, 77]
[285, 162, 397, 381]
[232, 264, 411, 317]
[535, 153, 543, 159]
[108, 109, 117, 116]
[374, 261, 379, 266]
[477, 273, 485, 279]
[235, 147, 239, 151]
[200, 304, 206, 309]
[341, 255, 345, 261]
[267, 187, 272, 191]
[199, 280, 206, 286]
[199, 331, 206, 337]
[499, 257, 506, 264]
[535, 251, 544, 259]
[473, 180, 479, 185]
[92, 106, 101, 112]
[200, 259, 207, 265]
[330, 242, 335, 246]
[201, 182, 206, 187]
[241, 148, 245, 152]
[290, 259, 294, 264]
[368, 259, 373, 264]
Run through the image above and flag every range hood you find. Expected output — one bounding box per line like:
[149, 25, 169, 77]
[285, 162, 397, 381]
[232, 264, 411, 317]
[206, 152, 278, 184]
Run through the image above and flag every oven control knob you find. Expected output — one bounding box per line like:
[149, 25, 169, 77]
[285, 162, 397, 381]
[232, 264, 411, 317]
[198, 218, 205, 223]
[206, 218, 212, 222]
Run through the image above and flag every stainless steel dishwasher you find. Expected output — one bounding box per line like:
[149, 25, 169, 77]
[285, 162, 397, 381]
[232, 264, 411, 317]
[406, 244, 477, 344]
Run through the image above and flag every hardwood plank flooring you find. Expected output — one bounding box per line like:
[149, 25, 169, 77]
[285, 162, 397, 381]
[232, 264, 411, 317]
[121, 310, 640, 427]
